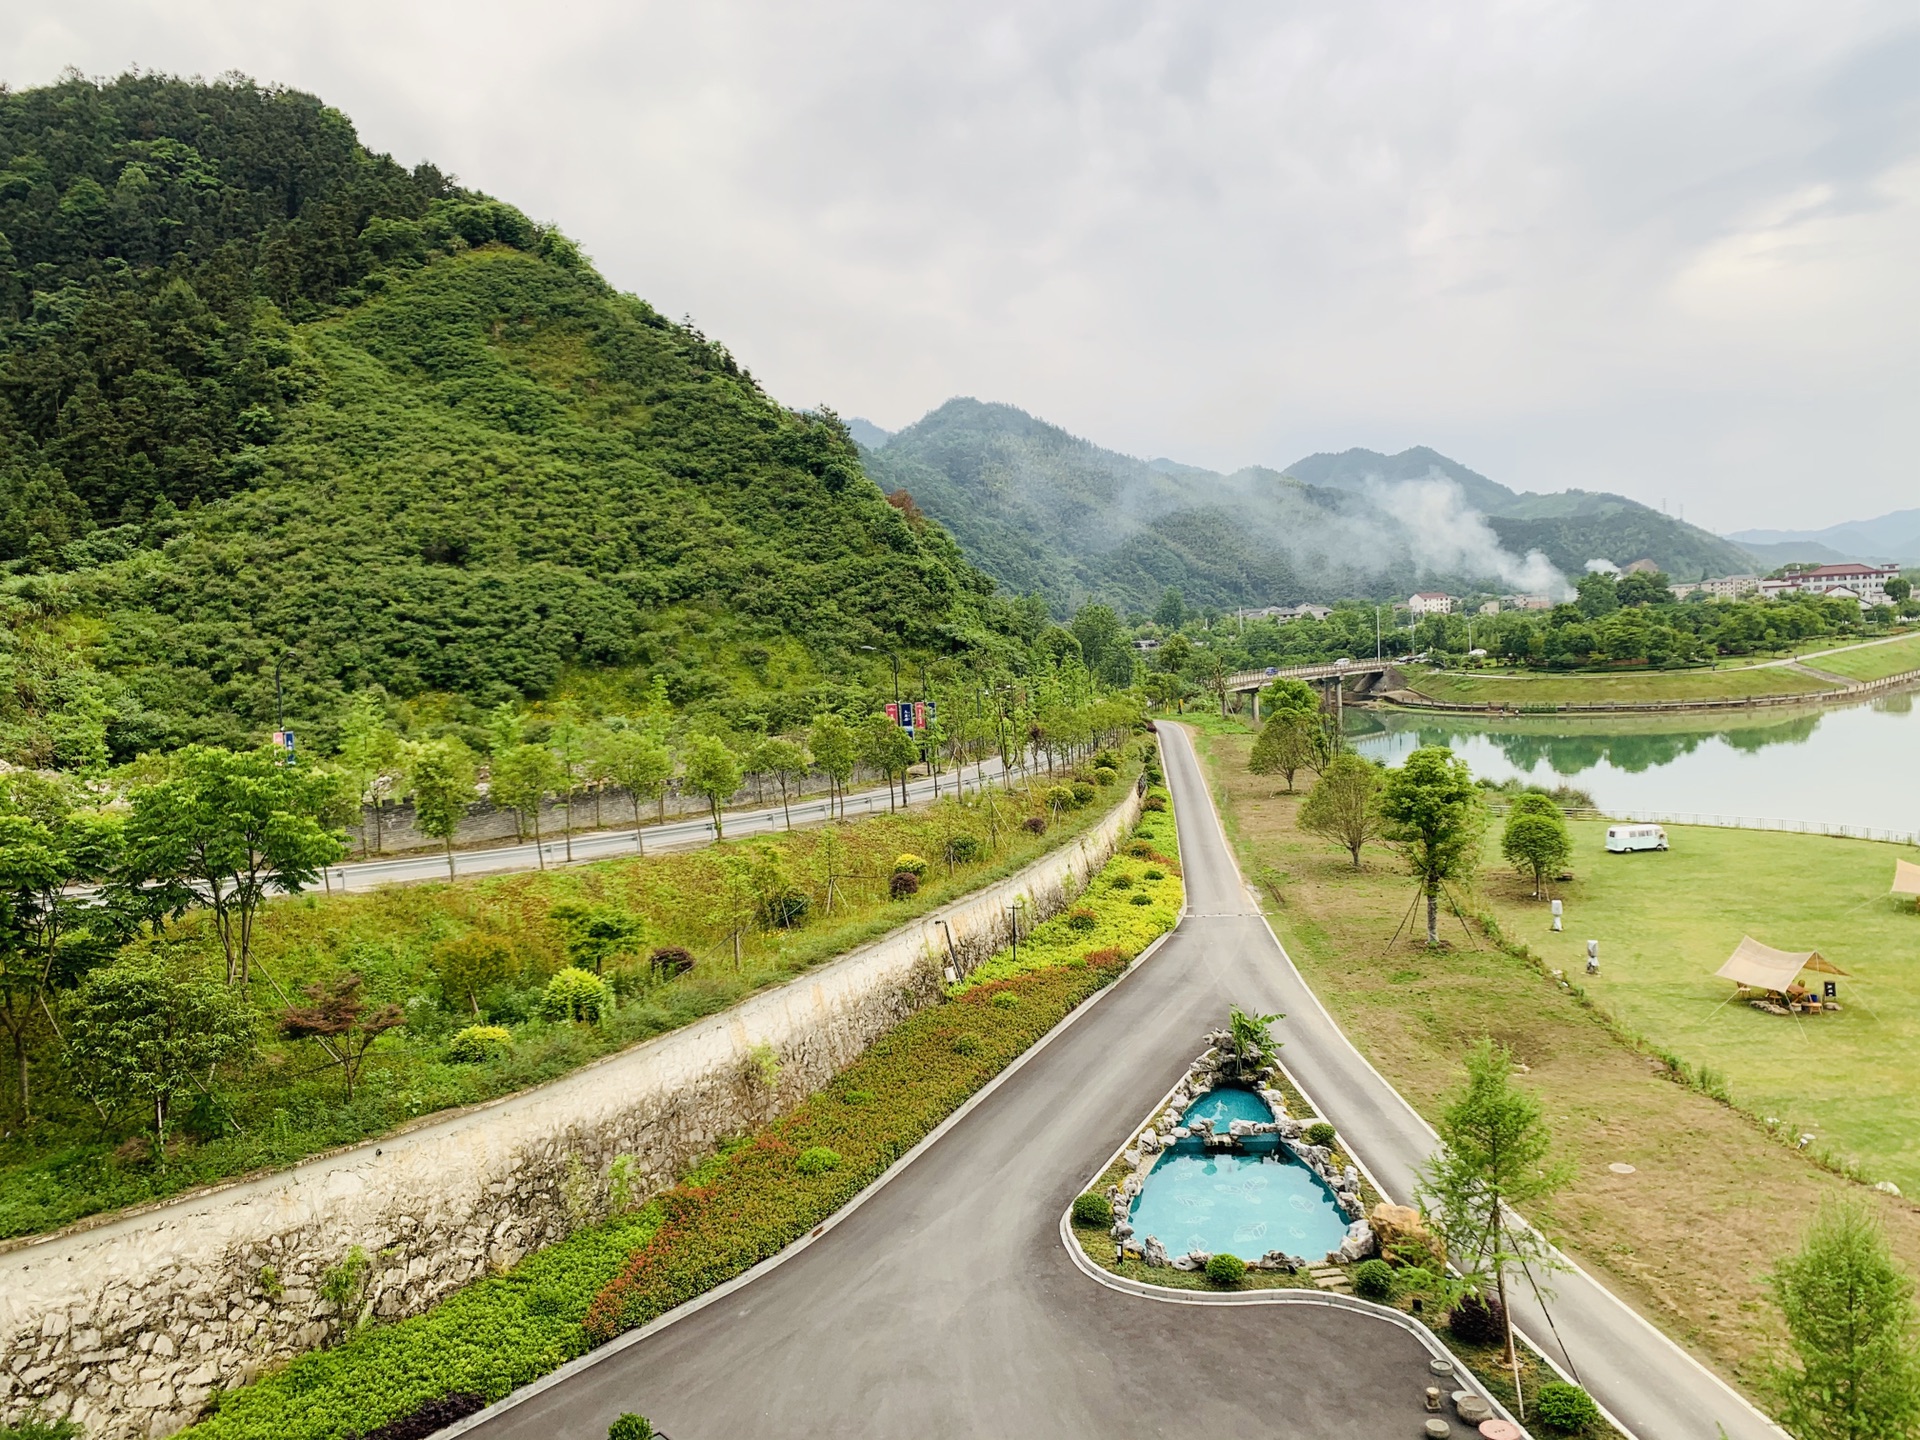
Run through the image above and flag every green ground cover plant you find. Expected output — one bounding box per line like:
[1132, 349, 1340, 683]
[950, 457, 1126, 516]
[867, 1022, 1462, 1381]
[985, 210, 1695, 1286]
[0, 763, 1140, 1239]
[1805, 629, 1920, 683]
[181, 793, 1177, 1439]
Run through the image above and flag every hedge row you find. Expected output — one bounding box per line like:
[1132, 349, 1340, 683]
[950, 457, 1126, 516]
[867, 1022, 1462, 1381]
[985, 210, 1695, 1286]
[180, 814, 1179, 1438]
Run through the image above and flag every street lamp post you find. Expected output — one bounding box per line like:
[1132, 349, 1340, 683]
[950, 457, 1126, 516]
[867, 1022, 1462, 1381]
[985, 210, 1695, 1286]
[1005, 897, 1026, 968]
[860, 644, 906, 809]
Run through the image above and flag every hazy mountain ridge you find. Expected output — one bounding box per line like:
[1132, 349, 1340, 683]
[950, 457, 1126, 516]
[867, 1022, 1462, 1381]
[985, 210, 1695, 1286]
[861, 399, 1755, 612]
[1727, 508, 1920, 565]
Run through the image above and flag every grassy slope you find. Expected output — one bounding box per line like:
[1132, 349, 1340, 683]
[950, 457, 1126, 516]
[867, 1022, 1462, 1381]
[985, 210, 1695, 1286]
[0, 767, 1137, 1239]
[1403, 663, 1836, 706]
[1809, 629, 1920, 682]
[1181, 714, 1920, 1403]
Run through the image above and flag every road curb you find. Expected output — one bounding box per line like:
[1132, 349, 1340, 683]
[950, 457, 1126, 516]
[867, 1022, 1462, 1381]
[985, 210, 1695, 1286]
[436, 920, 1183, 1437]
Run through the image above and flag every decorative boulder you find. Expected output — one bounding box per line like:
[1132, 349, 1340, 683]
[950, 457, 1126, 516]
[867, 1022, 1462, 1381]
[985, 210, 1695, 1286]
[1142, 1236, 1169, 1267]
[1111, 1220, 1134, 1241]
[1274, 1117, 1303, 1139]
[1171, 1126, 1190, 1141]
[1369, 1202, 1433, 1257]
[1171, 1250, 1209, 1271]
[1228, 1118, 1255, 1138]
[1189, 1117, 1213, 1136]
[1139, 1129, 1161, 1153]
[1336, 1218, 1377, 1263]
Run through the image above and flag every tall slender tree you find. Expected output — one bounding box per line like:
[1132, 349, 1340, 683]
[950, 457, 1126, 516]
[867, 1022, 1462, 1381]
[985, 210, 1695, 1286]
[1378, 745, 1484, 946]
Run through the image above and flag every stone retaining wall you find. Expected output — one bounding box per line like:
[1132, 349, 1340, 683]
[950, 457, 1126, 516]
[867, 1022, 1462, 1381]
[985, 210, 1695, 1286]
[0, 788, 1144, 1439]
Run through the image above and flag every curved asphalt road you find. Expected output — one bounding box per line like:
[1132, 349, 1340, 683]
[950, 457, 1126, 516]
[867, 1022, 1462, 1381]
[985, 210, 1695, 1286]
[453, 724, 1782, 1440]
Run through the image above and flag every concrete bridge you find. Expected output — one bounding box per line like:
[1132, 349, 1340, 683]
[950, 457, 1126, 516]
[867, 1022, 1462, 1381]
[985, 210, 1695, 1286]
[1222, 658, 1401, 722]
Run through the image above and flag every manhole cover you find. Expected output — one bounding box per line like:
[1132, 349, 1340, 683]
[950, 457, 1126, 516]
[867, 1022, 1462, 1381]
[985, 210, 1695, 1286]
[1608, 1162, 1637, 1175]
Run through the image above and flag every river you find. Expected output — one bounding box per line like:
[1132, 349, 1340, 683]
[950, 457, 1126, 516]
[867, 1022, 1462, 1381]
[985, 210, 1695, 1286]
[1348, 688, 1920, 839]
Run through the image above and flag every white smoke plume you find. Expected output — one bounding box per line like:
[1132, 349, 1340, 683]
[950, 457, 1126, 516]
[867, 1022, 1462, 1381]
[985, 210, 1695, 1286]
[1367, 475, 1570, 598]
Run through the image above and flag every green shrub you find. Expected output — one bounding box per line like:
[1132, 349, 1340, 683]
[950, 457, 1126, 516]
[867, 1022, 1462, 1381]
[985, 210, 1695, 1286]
[1045, 784, 1075, 812]
[1126, 839, 1155, 857]
[892, 852, 928, 877]
[608, 1416, 654, 1440]
[1065, 908, 1098, 932]
[794, 1147, 841, 1175]
[946, 834, 981, 864]
[1022, 815, 1047, 835]
[1204, 1253, 1246, 1287]
[842, 1089, 873, 1105]
[1069, 780, 1095, 805]
[1534, 1382, 1602, 1433]
[0, 1413, 81, 1440]
[1351, 1258, 1394, 1301]
[1092, 766, 1118, 787]
[1142, 793, 1168, 812]
[1109, 872, 1134, 890]
[446, 1025, 514, 1064]
[1304, 1121, 1337, 1148]
[1144, 867, 1165, 880]
[889, 871, 920, 900]
[1129, 893, 1152, 906]
[1093, 749, 1120, 771]
[538, 967, 610, 1023]
[1071, 1191, 1113, 1227]
[991, 992, 1020, 1009]
[759, 887, 810, 929]
[953, 1034, 981, 1056]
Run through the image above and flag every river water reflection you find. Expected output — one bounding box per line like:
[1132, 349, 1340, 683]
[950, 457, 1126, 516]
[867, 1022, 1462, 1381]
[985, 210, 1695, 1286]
[1349, 689, 1919, 836]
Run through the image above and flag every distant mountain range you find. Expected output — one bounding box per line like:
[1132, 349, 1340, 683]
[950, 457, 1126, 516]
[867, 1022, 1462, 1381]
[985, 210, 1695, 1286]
[1726, 509, 1920, 566]
[853, 401, 1755, 615]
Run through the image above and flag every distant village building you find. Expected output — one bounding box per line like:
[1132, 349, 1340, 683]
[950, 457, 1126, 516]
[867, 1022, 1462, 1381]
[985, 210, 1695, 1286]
[1759, 563, 1898, 603]
[1409, 592, 1455, 617]
[1501, 594, 1554, 610]
[1478, 600, 1501, 616]
[1131, 638, 1161, 652]
[1240, 603, 1333, 623]
[1676, 574, 1759, 601]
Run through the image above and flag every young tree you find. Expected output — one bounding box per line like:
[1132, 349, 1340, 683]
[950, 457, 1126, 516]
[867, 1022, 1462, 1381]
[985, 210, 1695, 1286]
[683, 735, 743, 837]
[490, 743, 564, 868]
[1298, 754, 1385, 867]
[1416, 1038, 1568, 1407]
[0, 803, 120, 1119]
[546, 707, 592, 864]
[858, 714, 917, 814]
[431, 932, 518, 1016]
[1767, 1200, 1920, 1440]
[118, 746, 347, 985]
[66, 959, 256, 1142]
[278, 973, 404, 1102]
[590, 726, 673, 854]
[549, 903, 647, 976]
[808, 713, 857, 820]
[751, 738, 810, 830]
[1249, 709, 1324, 792]
[1378, 745, 1484, 946]
[1260, 676, 1320, 718]
[335, 690, 407, 855]
[406, 738, 478, 880]
[1501, 795, 1572, 899]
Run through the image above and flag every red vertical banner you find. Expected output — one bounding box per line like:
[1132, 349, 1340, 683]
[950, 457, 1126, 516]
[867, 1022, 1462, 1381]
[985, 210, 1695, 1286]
[914, 701, 928, 729]
[886, 702, 899, 724]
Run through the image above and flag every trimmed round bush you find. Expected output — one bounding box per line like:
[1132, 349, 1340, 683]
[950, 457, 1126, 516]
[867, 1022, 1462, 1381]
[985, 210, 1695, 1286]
[1109, 872, 1134, 890]
[946, 834, 981, 864]
[1071, 1191, 1113, 1227]
[446, 1025, 513, 1064]
[991, 991, 1020, 1009]
[1045, 784, 1075, 811]
[1204, 1253, 1247, 1287]
[795, 1146, 842, 1175]
[1304, 1121, 1337, 1148]
[1351, 1258, 1395, 1301]
[1093, 748, 1120, 770]
[893, 852, 929, 877]
[1142, 794, 1168, 813]
[538, 967, 609, 1023]
[1069, 780, 1095, 805]
[759, 887, 810, 929]
[1126, 840, 1155, 857]
[1022, 815, 1047, 835]
[1093, 765, 1118, 787]
[609, 1415, 654, 1440]
[1447, 1292, 1506, 1347]
[1065, 907, 1098, 932]
[1535, 1382, 1602, 1434]
[890, 871, 921, 900]
[1143, 867, 1165, 880]
[1129, 893, 1152, 906]
[648, 945, 695, 979]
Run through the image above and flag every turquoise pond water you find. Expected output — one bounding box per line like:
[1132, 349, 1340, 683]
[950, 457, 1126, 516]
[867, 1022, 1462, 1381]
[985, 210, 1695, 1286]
[1127, 1087, 1352, 1260]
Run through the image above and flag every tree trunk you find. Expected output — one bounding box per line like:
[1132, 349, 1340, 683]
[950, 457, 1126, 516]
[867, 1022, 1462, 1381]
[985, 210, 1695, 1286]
[711, 796, 724, 839]
[1498, 1262, 1523, 1419]
[532, 810, 545, 870]
[445, 836, 456, 881]
[633, 798, 645, 855]
[781, 780, 792, 831]
[1426, 888, 1440, 946]
[563, 794, 573, 863]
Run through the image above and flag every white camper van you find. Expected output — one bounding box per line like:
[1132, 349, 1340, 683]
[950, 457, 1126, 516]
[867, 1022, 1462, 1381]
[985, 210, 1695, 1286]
[1606, 824, 1668, 853]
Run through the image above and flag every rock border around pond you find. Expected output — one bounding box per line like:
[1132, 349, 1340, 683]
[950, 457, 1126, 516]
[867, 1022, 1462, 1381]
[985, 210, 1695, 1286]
[1102, 1028, 1377, 1273]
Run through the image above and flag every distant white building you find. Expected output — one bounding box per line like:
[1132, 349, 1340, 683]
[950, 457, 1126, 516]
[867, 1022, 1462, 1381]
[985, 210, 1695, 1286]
[1478, 600, 1501, 616]
[1759, 563, 1899, 604]
[1409, 592, 1455, 617]
[1237, 604, 1334, 624]
[1677, 574, 1759, 601]
[1502, 593, 1555, 610]
[1131, 638, 1161, 652]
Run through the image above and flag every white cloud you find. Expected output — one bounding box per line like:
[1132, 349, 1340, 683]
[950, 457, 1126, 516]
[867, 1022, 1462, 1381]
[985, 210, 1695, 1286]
[4, 0, 1919, 530]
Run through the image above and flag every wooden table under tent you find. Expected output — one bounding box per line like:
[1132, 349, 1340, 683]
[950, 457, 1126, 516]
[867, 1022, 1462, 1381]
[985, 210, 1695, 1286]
[1713, 936, 1850, 1017]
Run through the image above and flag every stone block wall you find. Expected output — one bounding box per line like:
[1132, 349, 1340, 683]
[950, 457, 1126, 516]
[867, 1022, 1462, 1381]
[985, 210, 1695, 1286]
[0, 787, 1143, 1438]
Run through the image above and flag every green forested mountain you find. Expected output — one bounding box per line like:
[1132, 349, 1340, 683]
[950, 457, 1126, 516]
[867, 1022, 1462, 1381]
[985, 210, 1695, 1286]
[862, 402, 1757, 613]
[0, 75, 1010, 765]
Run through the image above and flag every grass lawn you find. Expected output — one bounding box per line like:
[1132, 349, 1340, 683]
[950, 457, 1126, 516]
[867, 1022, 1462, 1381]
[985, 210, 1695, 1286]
[1403, 664, 1838, 707]
[1806, 629, 1920, 682]
[1179, 713, 1920, 1404]
[1493, 821, 1920, 1190]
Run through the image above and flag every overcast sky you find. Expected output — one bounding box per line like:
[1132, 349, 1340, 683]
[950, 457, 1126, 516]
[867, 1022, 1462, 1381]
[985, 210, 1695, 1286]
[7, 1, 1918, 530]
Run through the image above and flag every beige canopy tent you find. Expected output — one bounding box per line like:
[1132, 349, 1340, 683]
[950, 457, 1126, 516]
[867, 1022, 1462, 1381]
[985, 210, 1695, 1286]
[1893, 859, 1920, 901]
[1714, 936, 1848, 994]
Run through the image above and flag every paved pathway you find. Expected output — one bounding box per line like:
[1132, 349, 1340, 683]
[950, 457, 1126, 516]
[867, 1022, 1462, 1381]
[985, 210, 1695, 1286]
[450, 723, 1785, 1440]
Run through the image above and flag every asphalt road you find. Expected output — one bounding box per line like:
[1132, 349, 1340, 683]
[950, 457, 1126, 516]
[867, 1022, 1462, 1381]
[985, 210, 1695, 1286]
[453, 723, 1783, 1440]
[321, 759, 1012, 892]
